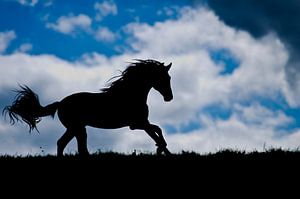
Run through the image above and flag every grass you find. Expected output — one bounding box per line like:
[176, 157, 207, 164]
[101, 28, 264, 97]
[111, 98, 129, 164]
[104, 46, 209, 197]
[1, 148, 300, 161]
[2, 148, 299, 182]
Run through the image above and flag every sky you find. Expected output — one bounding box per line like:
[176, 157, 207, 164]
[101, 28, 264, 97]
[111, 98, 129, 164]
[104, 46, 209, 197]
[1, 0, 300, 155]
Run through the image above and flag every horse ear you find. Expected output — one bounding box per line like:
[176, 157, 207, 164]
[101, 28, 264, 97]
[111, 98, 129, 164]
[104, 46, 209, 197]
[166, 63, 172, 71]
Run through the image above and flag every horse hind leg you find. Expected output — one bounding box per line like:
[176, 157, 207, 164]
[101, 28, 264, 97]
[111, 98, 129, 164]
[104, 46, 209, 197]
[57, 129, 74, 157]
[74, 127, 89, 157]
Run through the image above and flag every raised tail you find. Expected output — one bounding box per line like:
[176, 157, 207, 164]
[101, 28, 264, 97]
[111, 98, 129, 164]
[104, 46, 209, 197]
[2, 85, 60, 132]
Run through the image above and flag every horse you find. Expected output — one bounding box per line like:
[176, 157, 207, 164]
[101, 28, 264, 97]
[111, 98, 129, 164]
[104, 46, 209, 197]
[3, 59, 173, 157]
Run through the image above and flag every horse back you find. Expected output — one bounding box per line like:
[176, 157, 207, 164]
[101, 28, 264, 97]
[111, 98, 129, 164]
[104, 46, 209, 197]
[57, 92, 149, 129]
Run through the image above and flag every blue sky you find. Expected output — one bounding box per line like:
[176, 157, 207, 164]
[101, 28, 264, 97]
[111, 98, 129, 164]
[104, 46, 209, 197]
[0, 0, 191, 60]
[1, 0, 300, 155]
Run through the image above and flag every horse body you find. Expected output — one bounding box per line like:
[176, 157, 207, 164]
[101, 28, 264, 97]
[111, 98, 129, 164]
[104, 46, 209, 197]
[3, 59, 173, 156]
[58, 90, 150, 129]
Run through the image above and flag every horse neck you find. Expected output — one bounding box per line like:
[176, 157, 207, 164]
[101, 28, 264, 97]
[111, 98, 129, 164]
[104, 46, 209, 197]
[117, 80, 151, 103]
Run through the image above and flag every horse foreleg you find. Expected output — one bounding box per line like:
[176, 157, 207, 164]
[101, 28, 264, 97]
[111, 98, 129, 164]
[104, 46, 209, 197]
[131, 123, 171, 155]
[150, 124, 167, 147]
[145, 124, 171, 155]
[151, 124, 171, 155]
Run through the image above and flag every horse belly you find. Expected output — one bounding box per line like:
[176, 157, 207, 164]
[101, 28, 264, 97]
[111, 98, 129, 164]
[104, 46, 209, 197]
[87, 105, 149, 129]
[88, 121, 128, 129]
[84, 106, 130, 129]
[58, 92, 148, 129]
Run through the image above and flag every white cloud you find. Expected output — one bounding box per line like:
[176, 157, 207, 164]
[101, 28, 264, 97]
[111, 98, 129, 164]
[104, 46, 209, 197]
[18, 0, 38, 7]
[0, 53, 137, 155]
[1, 7, 300, 155]
[124, 8, 290, 126]
[233, 103, 293, 128]
[0, 31, 16, 54]
[94, 27, 116, 42]
[14, 43, 33, 53]
[0, 53, 116, 100]
[46, 14, 92, 35]
[45, 11, 119, 43]
[157, 7, 178, 17]
[166, 112, 300, 153]
[46, 13, 116, 43]
[94, 0, 118, 21]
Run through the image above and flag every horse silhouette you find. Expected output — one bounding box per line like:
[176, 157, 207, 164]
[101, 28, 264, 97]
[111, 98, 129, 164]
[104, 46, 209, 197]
[3, 59, 173, 156]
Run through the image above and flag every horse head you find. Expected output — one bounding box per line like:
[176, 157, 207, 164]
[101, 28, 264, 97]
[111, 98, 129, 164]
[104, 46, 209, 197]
[152, 62, 173, 102]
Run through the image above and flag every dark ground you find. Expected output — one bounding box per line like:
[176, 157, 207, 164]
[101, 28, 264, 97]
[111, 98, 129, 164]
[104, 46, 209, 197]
[1, 148, 300, 160]
[1, 149, 298, 194]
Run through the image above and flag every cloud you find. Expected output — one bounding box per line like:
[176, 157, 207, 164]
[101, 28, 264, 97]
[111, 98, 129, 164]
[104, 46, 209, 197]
[157, 6, 178, 17]
[14, 43, 33, 53]
[94, 27, 116, 42]
[207, 0, 300, 107]
[46, 13, 116, 43]
[18, 0, 38, 7]
[0, 53, 117, 100]
[1, 6, 300, 155]
[94, 0, 118, 21]
[124, 8, 289, 125]
[0, 52, 138, 155]
[46, 14, 92, 35]
[0, 30, 16, 54]
[167, 109, 300, 153]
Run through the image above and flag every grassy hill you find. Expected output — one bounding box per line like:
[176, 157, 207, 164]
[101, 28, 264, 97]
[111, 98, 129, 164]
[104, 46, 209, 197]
[1, 148, 300, 161]
[1, 148, 299, 185]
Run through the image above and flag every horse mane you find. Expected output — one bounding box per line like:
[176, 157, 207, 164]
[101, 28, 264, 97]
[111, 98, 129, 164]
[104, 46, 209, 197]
[101, 59, 163, 93]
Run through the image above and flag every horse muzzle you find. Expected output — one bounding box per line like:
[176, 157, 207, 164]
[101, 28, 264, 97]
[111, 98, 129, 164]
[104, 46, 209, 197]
[164, 95, 173, 102]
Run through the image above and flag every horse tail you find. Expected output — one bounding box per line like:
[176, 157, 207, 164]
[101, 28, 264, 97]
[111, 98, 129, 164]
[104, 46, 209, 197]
[2, 85, 60, 132]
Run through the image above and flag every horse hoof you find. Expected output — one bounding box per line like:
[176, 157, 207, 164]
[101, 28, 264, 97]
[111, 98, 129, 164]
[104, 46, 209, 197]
[156, 147, 171, 156]
[156, 147, 163, 155]
[164, 148, 172, 156]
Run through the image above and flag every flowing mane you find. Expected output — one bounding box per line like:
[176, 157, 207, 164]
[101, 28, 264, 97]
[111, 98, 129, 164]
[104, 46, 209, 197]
[101, 59, 164, 93]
